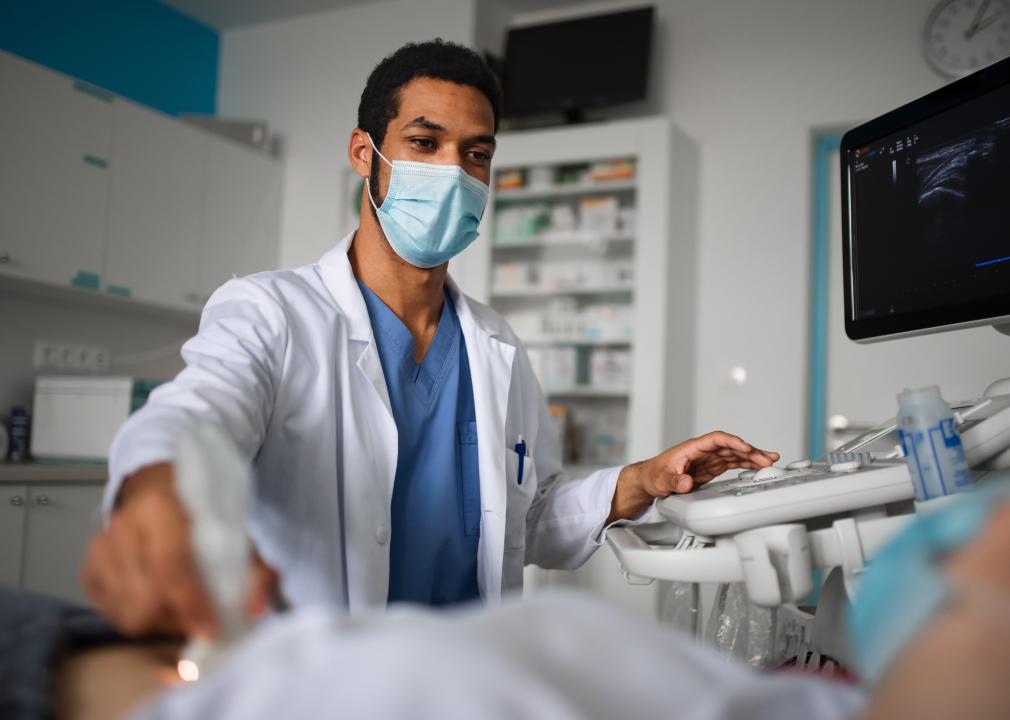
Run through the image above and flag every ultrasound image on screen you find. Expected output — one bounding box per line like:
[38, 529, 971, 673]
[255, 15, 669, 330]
[848, 83, 1010, 322]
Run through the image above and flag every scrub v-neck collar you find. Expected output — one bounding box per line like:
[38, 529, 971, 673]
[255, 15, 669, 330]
[355, 278, 459, 405]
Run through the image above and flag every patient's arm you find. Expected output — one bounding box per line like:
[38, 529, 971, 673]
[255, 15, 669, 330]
[55, 641, 181, 720]
[862, 504, 1010, 720]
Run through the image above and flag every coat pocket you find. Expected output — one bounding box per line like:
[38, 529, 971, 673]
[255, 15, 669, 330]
[504, 447, 537, 550]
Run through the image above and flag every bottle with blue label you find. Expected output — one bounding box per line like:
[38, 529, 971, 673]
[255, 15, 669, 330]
[9, 406, 29, 462]
[897, 386, 973, 501]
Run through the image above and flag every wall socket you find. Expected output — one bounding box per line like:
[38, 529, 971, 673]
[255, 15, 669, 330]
[34, 340, 111, 372]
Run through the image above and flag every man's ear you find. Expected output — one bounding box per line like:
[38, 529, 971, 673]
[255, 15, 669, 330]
[348, 129, 372, 179]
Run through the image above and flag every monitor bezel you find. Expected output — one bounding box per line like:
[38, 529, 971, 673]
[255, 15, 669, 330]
[840, 55, 1010, 343]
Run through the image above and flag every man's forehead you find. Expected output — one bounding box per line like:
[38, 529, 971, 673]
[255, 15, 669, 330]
[394, 77, 494, 134]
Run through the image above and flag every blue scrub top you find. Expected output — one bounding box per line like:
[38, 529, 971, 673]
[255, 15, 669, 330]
[356, 279, 481, 605]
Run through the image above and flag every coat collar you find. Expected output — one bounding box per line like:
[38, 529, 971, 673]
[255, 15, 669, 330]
[318, 231, 514, 348]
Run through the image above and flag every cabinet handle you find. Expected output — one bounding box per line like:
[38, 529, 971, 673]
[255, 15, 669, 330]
[9, 496, 23, 506]
[35, 494, 50, 506]
[0, 252, 9, 264]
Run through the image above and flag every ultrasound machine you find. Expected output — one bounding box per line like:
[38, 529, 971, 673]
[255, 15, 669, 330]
[607, 56, 1010, 668]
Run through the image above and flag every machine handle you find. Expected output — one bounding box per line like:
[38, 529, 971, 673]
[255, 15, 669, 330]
[35, 494, 50, 506]
[9, 496, 23, 506]
[610, 514, 916, 608]
[606, 524, 745, 584]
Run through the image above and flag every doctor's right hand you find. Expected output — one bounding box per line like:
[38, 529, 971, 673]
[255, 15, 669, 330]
[80, 462, 278, 638]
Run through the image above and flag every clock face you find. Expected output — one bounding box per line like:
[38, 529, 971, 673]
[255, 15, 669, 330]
[924, 0, 1010, 77]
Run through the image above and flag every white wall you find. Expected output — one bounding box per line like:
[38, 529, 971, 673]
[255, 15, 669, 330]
[508, 0, 945, 461]
[217, 0, 477, 270]
[220, 0, 952, 461]
[654, 0, 945, 461]
[0, 290, 194, 413]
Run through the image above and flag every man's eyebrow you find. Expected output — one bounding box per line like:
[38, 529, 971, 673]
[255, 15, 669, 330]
[401, 116, 445, 132]
[400, 117, 497, 147]
[470, 134, 497, 148]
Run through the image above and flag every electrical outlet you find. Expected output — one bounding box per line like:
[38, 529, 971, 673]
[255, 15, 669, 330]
[34, 340, 111, 371]
[88, 347, 111, 371]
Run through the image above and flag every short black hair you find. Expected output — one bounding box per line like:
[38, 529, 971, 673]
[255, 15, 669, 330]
[357, 39, 502, 148]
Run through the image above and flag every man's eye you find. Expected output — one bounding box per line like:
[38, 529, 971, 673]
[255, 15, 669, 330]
[410, 138, 436, 151]
[469, 150, 491, 163]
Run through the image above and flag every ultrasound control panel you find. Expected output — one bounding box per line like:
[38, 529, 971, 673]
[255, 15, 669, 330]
[657, 457, 913, 536]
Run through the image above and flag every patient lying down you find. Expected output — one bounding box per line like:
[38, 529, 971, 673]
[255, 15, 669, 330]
[56, 491, 1010, 720]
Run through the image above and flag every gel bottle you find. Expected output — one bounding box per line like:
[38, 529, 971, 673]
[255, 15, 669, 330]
[897, 386, 973, 501]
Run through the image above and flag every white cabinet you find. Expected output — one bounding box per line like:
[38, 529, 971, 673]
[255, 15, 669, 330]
[476, 117, 698, 470]
[0, 480, 104, 605]
[0, 50, 282, 315]
[199, 135, 283, 297]
[20, 484, 104, 605]
[0, 484, 27, 587]
[464, 118, 698, 619]
[0, 51, 113, 288]
[104, 100, 206, 310]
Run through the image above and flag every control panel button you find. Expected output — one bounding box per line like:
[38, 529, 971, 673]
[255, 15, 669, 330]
[829, 460, 861, 473]
[786, 459, 812, 470]
[752, 466, 786, 482]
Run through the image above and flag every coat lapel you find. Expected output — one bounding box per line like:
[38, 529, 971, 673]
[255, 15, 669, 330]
[319, 233, 398, 609]
[449, 277, 516, 601]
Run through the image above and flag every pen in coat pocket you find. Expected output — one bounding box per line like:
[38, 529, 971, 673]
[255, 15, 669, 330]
[514, 434, 527, 485]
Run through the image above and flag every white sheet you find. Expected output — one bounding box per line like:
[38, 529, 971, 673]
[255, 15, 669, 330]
[136, 592, 865, 720]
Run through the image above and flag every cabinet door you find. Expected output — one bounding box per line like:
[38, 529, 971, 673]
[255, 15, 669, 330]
[0, 484, 27, 587]
[0, 52, 113, 287]
[198, 138, 282, 298]
[104, 100, 206, 310]
[21, 484, 104, 605]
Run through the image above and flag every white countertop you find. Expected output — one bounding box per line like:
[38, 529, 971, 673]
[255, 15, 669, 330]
[0, 462, 108, 484]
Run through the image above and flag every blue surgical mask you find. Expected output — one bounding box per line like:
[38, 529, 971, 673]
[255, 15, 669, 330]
[365, 133, 489, 268]
[848, 476, 1010, 683]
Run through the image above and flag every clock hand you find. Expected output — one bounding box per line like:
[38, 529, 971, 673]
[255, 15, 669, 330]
[969, 10, 1003, 38]
[966, 0, 995, 39]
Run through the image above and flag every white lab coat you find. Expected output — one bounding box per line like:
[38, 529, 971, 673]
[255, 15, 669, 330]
[106, 232, 625, 611]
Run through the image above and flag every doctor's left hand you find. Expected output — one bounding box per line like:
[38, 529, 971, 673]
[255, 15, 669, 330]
[607, 431, 779, 523]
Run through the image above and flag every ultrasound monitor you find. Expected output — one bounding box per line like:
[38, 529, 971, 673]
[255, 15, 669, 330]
[841, 56, 1010, 342]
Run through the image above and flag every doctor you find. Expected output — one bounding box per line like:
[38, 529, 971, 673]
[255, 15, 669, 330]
[82, 40, 778, 638]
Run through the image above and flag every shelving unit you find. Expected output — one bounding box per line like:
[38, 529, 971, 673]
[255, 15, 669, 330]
[451, 117, 699, 618]
[493, 177, 637, 200]
[523, 338, 632, 348]
[489, 284, 634, 299]
[492, 234, 635, 251]
[545, 386, 630, 399]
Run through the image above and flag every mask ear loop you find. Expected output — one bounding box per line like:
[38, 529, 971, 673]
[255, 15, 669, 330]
[364, 132, 393, 212]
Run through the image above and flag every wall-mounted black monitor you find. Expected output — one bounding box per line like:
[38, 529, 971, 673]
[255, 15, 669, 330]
[840, 55, 1010, 342]
[502, 6, 653, 122]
